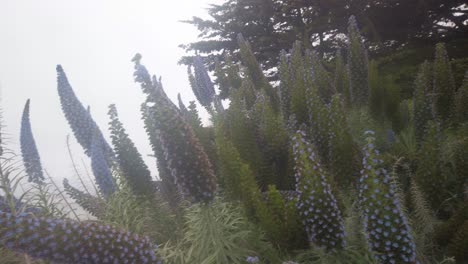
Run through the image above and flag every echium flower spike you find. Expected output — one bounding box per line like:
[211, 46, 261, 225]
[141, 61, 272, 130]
[433, 43, 456, 123]
[192, 56, 216, 107]
[0, 211, 161, 264]
[20, 99, 44, 183]
[359, 131, 417, 263]
[108, 104, 153, 197]
[292, 129, 346, 250]
[56, 65, 113, 158]
[63, 178, 106, 219]
[90, 126, 116, 198]
[133, 55, 217, 203]
[413, 61, 434, 144]
[347, 15, 369, 107]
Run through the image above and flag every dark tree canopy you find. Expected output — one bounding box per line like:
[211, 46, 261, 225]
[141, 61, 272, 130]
[180, 0, 468, 72]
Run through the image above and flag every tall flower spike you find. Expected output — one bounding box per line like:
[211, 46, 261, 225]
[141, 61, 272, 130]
[347, 15, 369, 107]
[192, 56, 216, 107]
[133, 55, 217, 203]
[359, 131, 417, 263]
[90, 125, 116, 198]
[292, 129, 346, 250]
[0, 211, 160, 264]
[433, 43, 456, 123]
[108, 104, 153, 197]
[413, 61, 434, 144]
[20, 99, 44, 183]
[56, 65, 113, 157]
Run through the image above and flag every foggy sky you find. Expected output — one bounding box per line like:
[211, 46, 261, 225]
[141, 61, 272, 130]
[0, 0, 214, 189]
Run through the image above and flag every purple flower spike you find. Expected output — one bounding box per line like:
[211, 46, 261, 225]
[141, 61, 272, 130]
[358, 133, 417, 263]
[0, 211, 161, 264]
[292, 130, 346, 250]
[56, 65, 113, 158]
[90, 126, 116, 198]
[20, 99, 44, 183]
[192, 56, 216, 107]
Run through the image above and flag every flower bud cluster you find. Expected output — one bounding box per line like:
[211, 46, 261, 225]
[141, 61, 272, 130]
[358, 131, 417, 263]
[292, 130, 346, 250]
[192, 56, 216, 107]
[56, 65, 113, 158]
[20, 99, 44, 183]
[0, 211, 160, 263]
[134, 58, 217, 203]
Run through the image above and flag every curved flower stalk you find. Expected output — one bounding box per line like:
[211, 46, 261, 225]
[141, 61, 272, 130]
[133, 55, 217, 203]
[292, 129, 346, 250]
[56, 65, 113, 158]
[90, 126, 116, 198]
[358, 131, 417, 263]
[63, 178, 106, 219]
[347, 15, 369, 107]
[0, 211, 160, 264]
[20, 99, 44, 183]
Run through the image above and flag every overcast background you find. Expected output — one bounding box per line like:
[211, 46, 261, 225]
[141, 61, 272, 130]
[0, 0, 214, 190]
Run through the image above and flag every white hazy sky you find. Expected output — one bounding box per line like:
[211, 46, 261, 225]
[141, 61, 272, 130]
[0, 0, 216, 188]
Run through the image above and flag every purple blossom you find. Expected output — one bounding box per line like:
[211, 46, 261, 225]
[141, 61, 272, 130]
[90, 126, 116, 198]
[358, 133, 417, 263]
[20, 99, 44, 183]
[56, 65, 113, 158]
[292, 129, 346, 250]
[133, 56, 217, 203]
[246, 256, 259, 263]
[191, 56, 216, 107]
[0, 211, 161, 263]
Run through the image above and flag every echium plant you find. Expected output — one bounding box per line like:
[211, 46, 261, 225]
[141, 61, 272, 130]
[63, 178, 106, 219]
[347, 15, 369, 107]
[292, 129, 346, 250]
[328, 95, 360, 188]
[334, 49, 351, 108]
[108, 104, 154, 197]
[133, 55, 217, 203]
[56, 65, 113, 158]
[90, 124, 116, 198]
[0, 211, 161, 264]
[413, 61, 434, 144]
[358, 131, 417, 263]
[432, 43, 456, 123]
[20, 99, 44, 183]
[189, 55, 224, 113]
